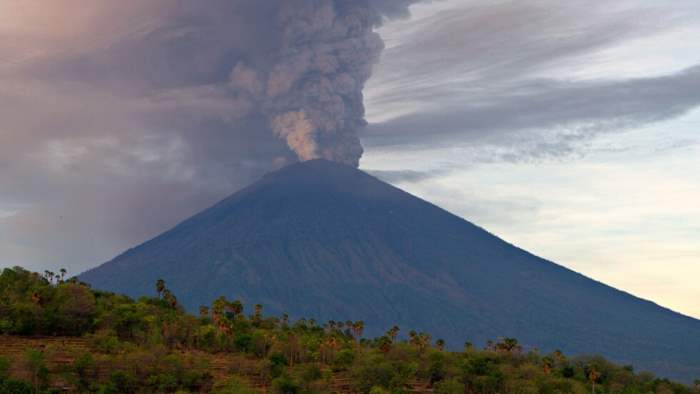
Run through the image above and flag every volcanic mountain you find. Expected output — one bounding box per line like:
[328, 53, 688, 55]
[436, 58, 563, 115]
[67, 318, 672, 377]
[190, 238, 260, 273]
[81, 159, 700, 381]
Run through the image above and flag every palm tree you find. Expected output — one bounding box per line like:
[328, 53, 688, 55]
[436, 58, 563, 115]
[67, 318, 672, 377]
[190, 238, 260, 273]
[59, 268, 67, 282]
[44, 270, 55, 284]
[496, 337, 522, 353]
[353, 320, 365, 339]
[387, 325, 400, 343]
[542, 356, 554, 375]
[378, 336, 392, 353]
[253, 304, 263, 324]
[230, 299, 244, 317]
[464, 341, 473, 352]
[693, 379, 700, 390]
[164, 289, 178, 308]
[297, 318, 308, 329]
[322, 337, 339, 362]
[199, 306, 210, 319]
[408, 330, 418, 346]
[281, 313, 289, 327]
[212, 296, 228, 328]
[435, 338, 445, 351]
[156, 279, 165, 298]
[224, 299, 243, 320]
[587, 366, 601, 394]
[326, 320, 337, 333]
[553, 349, 564, 361]
[418, 332, 431, 351]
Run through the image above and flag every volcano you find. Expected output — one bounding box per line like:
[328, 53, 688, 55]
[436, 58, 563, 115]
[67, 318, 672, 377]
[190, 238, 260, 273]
[80, 159, 700, 381]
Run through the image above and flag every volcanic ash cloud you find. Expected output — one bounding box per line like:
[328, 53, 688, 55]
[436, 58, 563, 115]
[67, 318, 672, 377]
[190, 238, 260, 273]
[227, 0, 420, 167]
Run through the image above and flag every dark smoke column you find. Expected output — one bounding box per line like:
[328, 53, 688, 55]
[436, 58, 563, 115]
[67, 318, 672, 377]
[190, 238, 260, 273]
[229, 0, 419, 167]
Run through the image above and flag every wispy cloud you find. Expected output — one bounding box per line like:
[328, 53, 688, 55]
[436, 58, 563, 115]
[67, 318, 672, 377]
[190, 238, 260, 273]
[364, 0, 700, 166]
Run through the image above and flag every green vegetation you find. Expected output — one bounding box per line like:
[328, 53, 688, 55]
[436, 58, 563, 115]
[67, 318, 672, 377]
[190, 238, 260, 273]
[0, 266, 698, 393]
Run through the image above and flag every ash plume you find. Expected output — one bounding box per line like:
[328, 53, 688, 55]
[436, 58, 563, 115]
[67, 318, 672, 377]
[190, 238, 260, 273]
[228, 0, 421, 167]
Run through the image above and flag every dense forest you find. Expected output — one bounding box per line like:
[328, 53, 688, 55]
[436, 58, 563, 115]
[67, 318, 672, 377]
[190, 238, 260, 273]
[0, 266, 698, 394]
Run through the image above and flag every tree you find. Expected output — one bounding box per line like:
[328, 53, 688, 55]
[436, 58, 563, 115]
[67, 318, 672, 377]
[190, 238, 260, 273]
[252, 304, 263, 324]
[553, 349, 565, 361]
[59, 268, 67, 283]
[377, 336, 392, 354]
[387, 325, 400, 343]
[586, 365, 601, 394]
[212, 296, 230, 332]
[352, 321, 365, 339]
[43, 270, 55, 284]
[212, 377, 258, 394]
[326, 320, 336, 332]
[496, 337, 521, 354]
[199, 306, 210, 319]
[230, 300, 244, 317]
[418, 332, 431, 351]
[73, 352, 95, 392]
[321, 337, 339, 362]
[542, 356, 554, 375]
[55, 282, 96, 335]
[24, 349, 48, 393]
[435, 339, 446, 351]
[463, 342, 474, 352]
[408, 330, 418, 346]
[156, 279, 166, 298]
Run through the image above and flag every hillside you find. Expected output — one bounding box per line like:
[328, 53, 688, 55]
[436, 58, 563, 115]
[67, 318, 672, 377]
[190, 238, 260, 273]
[1, 266, 697, 393]
[80, 159, 700, 382]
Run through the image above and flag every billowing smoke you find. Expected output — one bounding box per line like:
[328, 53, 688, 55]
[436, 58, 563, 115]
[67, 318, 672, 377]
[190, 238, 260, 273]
[226, 0, 421, 167]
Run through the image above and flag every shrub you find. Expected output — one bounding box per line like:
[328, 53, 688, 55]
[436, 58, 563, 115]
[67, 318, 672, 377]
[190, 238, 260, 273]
[88, 329, 123, 354]
[72, 352, 96, 392]
[369, 386, 390, 394]
[435, 378, 465, 394]
[269, 353, 289, 378]
[212, 377, 259, 394]
[272, 375, 300, 394]
[109, 371, 137, 394]
[0, 356, 10, 380]
[301, 364, 323, 383]
[0, 377, 33, 394]
[24, 349, 49, 393]
[333, 349, 356, 371]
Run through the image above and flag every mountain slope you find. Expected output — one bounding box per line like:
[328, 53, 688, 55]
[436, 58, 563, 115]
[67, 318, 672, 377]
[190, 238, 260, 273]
[80, 159, 700, 381]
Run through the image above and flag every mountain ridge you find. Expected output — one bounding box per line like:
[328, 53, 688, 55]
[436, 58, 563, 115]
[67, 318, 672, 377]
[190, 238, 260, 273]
[80, 159, 700, 382]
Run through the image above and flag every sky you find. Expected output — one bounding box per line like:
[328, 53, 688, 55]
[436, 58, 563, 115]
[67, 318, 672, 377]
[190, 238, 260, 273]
[1, 1, 699, 318]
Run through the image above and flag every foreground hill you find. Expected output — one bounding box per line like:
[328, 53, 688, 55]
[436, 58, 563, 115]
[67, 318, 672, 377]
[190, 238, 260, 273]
[1, 266, 697, 393]
[80, 159, 700, 382]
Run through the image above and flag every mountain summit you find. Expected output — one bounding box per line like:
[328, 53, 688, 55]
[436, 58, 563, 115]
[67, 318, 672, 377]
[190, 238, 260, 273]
[81, 159, 700, 381]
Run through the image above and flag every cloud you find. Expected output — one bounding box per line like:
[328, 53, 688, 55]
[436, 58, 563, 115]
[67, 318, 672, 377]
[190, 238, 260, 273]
[363, 0, 700, 163]
[367, 168, 450, 184]
[0, 0, 424, 271]
[366, 65, 700, 154]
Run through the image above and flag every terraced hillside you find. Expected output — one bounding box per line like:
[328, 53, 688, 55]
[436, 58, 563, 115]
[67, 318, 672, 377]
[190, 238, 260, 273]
[1, 267, 695, 393]
[0, 336, 438, 393]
